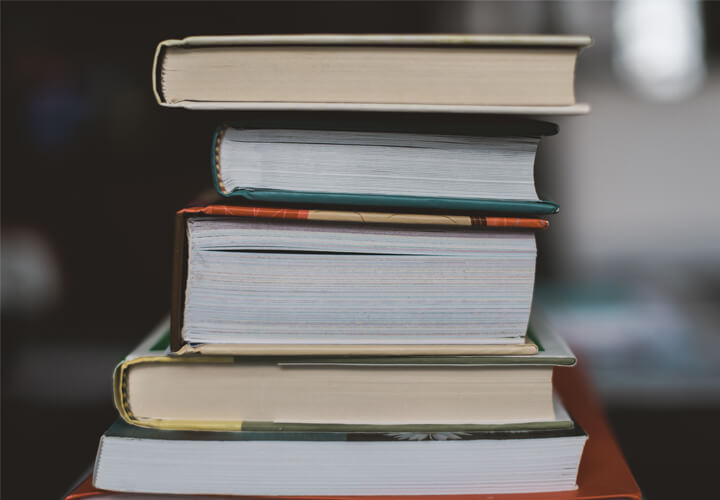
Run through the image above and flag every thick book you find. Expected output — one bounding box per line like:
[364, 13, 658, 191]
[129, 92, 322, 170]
[76, 367, 641, 499]
[114, 317, 575, 432]
[171, 205, 549, 351]
[211, 118, 561, 214]
[153, 34, 591, 113]
[93, 420, 586, 496]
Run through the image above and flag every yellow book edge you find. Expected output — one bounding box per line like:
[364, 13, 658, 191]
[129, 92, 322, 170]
[113, 355, 241, 431]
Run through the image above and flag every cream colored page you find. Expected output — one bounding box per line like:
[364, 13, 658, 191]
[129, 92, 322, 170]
[161, 47, 576, 105]
[127, 363, 554, 424]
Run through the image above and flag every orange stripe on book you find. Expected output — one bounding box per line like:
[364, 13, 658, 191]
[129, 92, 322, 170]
[180, 205, 310, 219]
[485, 217, 549, 229]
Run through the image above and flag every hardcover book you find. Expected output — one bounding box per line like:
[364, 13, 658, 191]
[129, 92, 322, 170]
[153, 34, 591, 113]
[171, 204, 549, 351]
[114, 316, 576, 432]
[210, 117, 560, 214]
[93, 420, 587, 496]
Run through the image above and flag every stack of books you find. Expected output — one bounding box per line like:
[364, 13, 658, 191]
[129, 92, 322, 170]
[65, 34, 640, 500]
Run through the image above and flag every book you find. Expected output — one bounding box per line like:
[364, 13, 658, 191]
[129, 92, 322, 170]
[66, 367, 641, 500]
[93, 420, 586, 497]
[114, 317, 575, 432]
[153, 34, 591, 113]
[171, 205, 547, 350]
[211, 118, 561, 214]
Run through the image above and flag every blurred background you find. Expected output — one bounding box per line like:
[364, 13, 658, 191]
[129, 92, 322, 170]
[2, 1, 719, 498]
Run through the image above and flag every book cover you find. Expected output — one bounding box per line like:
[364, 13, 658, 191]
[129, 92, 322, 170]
[153, 34, 591, 114]
[171, 204, 550, 352]
[113, 315, 575, 432]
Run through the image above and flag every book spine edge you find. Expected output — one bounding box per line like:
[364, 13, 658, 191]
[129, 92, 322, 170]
[152, 41, 167, 105]
[212, 124, 229, 195]
[170, 212, 187, 352]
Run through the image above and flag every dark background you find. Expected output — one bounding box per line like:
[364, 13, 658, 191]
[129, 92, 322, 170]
[3, 2, 720, 499]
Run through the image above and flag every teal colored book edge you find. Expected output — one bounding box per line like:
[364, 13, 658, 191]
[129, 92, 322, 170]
[222, 189, 560, 215]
